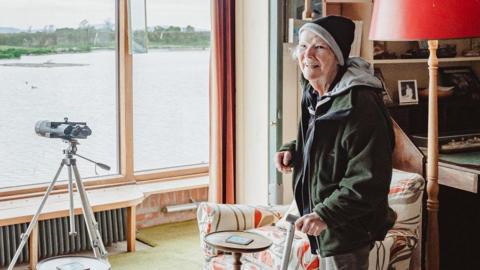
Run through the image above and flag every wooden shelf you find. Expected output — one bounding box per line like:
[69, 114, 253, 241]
[0, 185, 144, 226]
[373, 56, 480, 64]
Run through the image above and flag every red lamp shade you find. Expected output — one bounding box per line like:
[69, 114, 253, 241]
[369, 0, 480, 41]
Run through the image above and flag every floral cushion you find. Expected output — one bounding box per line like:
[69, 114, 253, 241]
[198, 169, 425, 270]
[389, 169, 424, 231]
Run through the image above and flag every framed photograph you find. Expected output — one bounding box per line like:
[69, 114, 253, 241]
[398, 80, 419, 105]
[439, 66, 480, 99]
[374, 68, 393, 105]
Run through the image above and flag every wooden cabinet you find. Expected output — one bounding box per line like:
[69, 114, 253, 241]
[439, 185, 480, 270]
[387, 97, 480, 135]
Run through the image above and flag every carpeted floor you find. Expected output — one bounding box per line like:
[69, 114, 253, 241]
[109, 220, 204, 270]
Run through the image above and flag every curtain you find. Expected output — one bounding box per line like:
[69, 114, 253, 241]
[209, 0, 236, 203]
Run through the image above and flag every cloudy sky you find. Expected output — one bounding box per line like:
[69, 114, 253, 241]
[0, 0, 210, 30]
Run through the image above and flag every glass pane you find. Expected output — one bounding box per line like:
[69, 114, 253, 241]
[129, 0, 148, 54]
[133, 0, 210, 172]
[0, 0, 118, 189]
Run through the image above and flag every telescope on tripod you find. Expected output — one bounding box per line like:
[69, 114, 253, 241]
[8, 118, 111, 270]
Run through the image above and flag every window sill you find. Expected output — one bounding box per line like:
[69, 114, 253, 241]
[0, 165, 208, 201]
[137, 174, 209, 198]
[0, 175, 209, 226]
[0, 184, 143, 226]
[134, 164, 208, 182]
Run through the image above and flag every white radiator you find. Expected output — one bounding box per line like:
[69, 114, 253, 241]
[0, 208, 126, 266]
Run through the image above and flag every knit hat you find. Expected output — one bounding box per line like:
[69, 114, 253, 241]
[298, 15, 355, 66]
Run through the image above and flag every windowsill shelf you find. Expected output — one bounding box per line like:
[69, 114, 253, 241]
[0, 185, 144, 226]
[0, 176, 209, 226]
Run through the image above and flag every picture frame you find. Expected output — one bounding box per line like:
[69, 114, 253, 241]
[398, 80, 419, 105]
[374, 68, 393, 105]
[439, 66, 480, 99]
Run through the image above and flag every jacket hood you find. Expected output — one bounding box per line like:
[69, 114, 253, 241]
[304, 57, 383, 120]
[326, 57, 382, 97]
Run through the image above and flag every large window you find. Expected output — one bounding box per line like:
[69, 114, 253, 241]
[133, 0, 210, 172]
[0, 0, 118, 189]
[0, 0, 210, 192]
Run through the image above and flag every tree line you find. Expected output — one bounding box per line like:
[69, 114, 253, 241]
[0, 24, 210, 59]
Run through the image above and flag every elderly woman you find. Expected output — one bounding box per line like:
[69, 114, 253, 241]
[275, 16, 396, 270]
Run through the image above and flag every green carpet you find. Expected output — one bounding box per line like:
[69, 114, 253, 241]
[109, 220, 204, 270]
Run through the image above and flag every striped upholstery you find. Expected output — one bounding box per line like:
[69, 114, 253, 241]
[197, 169, 424, 270]
[197, 203, 288, 258]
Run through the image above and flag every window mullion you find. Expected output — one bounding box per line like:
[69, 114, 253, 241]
[119, 0, 135, 181]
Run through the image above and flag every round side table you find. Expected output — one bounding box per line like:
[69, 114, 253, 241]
[204, 231, 272, 270]
[36, 255, 110, 270]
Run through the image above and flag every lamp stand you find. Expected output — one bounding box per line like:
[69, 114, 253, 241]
[426, 39, 440, 270]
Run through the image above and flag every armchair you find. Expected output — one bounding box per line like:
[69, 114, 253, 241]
[197, 169, 424, 270]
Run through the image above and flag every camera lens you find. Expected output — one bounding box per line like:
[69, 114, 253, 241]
[35, 120, 50, 137]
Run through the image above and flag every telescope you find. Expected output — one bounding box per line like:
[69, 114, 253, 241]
[8, 118, 110, 270]
[35, 118, 92, 140]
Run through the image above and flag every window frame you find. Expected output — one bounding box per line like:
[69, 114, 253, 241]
[0, 0, 209, 201]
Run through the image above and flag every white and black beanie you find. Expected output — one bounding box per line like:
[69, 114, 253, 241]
[299, 15, 355, 66]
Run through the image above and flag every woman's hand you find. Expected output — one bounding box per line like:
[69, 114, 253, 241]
[295, 212, 327, 236]
[275, 151, 293, 173]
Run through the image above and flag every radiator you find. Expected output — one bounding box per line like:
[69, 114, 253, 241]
[0, 208, 127, 267]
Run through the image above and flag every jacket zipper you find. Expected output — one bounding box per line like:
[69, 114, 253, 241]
[306, 114, 322, 256]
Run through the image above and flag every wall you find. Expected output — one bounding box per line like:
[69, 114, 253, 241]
[235, 0, 270, 205]
[136, 187, 208, 229]
[281, 43, 302, 204]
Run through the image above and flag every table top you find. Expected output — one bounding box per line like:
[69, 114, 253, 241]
[439, 151, 480, 168]
[37, 255, 110, 270]
[204, 231, 272, 254]
[419, 147, 480, 169]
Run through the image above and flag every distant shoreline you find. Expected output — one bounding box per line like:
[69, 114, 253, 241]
[0, 48, 210, 68]
[0, 46, 210, 60]
[0, 62, 88, 68]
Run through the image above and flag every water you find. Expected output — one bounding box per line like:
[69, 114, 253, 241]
[0, 49, 209, 189]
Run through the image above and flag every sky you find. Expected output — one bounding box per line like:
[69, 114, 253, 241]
[0, 0, 211, 30]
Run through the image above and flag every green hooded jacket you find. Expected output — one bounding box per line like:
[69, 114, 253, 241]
[280, 58, 397, 257]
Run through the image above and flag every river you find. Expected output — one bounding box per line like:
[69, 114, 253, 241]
[0, 49, 209, 188]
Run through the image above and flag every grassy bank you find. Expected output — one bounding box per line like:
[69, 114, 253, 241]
[0, 46, 92, 59]
[0, 44, 209, 60]
[148, 44, 210, 50]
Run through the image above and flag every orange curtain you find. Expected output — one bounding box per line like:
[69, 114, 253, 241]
[210, 0, 236, 203]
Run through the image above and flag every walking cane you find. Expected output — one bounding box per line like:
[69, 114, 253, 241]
[280, 214, 299, 270]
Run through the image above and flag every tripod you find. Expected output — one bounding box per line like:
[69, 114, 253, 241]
[8, 139, 110, 270]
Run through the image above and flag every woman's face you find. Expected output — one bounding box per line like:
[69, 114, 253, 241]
[297, 30, 338, 82]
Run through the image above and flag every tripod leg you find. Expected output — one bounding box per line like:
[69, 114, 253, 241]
[7, 162, 65, 270]
[71, 162, 109, 262]
[68, 164, 77, 236]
